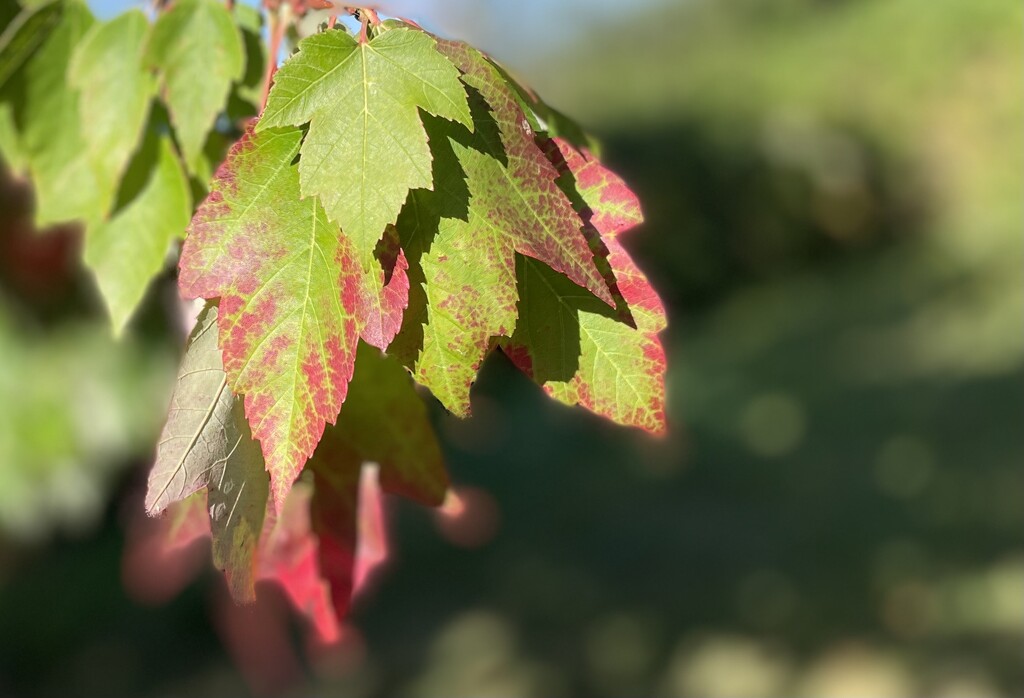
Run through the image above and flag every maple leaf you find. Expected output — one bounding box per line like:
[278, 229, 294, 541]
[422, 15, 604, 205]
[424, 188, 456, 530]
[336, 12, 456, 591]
[391, 40, 613, 415]
[255, 462, 386, 643]
[258, 25, 472, 266]
[68, 9, 155, 196]
[83, 134, 192, 334]
[179, 124, 409, 509]
[306, 428, 362, 626]
[5, 1, 117, 226]
[179, 125, 358, 509]
[146, 303, 269, 601]
[357, 227, 411, 351]
[506, 139, 668, 434]
[338, 343, 448, 506]
[145, 0, 244, 169]
[256, 479, 339, 642]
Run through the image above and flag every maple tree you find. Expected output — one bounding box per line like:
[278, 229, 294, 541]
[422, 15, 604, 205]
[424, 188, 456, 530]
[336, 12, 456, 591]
[0, 0, 667, 638]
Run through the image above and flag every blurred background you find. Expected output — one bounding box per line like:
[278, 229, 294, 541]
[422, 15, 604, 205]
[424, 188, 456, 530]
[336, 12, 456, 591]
[1, 0, 1021, 696]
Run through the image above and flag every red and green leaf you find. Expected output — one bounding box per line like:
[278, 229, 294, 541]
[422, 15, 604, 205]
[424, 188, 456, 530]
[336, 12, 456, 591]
[256, 478, 340, 643]
[179, 124, 407, 508]
[506, 139, 668, 434]
[392, 40, 613, 415]
[258, 441, 389, 641]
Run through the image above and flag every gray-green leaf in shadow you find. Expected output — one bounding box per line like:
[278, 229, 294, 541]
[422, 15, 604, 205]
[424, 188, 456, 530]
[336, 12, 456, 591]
[146, 303, 269, 602]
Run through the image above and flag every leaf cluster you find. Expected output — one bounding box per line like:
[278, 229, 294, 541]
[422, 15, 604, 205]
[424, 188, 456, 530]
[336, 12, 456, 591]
[0, 3, 667, 633]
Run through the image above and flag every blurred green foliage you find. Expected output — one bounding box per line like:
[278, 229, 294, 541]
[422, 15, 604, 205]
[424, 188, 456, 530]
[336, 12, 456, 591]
[0, 0, 1020, 696]
[0, 309, 171, 538]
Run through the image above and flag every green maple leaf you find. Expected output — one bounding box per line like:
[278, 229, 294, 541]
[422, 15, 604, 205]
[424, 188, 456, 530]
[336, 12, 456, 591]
[179, 124, 407, 509]
[507, 139, 668, 434]
[10, 0, 115, 226]
[392, 40, 613, 415]
[84, 133, 191, 334]
[68, 9, 155, 196]
[258, 26, 472, 266]
[145, 0, 243, 169]
[146, 303, 269, 602]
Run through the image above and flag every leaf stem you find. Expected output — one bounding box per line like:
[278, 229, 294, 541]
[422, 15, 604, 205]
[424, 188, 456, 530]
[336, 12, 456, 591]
[358, 11, 368, 42]
[339, 5, 380, 42]
[261, 9, 287, 111]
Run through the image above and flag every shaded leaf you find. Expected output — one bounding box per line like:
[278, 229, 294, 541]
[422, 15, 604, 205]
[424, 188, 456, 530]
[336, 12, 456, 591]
[259, 26, 472, 265]
[146, 303, 268, 601]
[146, 0, 243, 169]
[338, 343, 448, 506]
[0, 0, 61, 90]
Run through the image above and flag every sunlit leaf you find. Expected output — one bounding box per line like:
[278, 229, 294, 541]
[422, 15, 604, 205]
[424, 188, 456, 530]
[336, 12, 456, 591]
[179, 124, 406, 508]
[84, 135, 191, 334]
[68, 9, 155, 195]
[259, 26, 472, 266]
